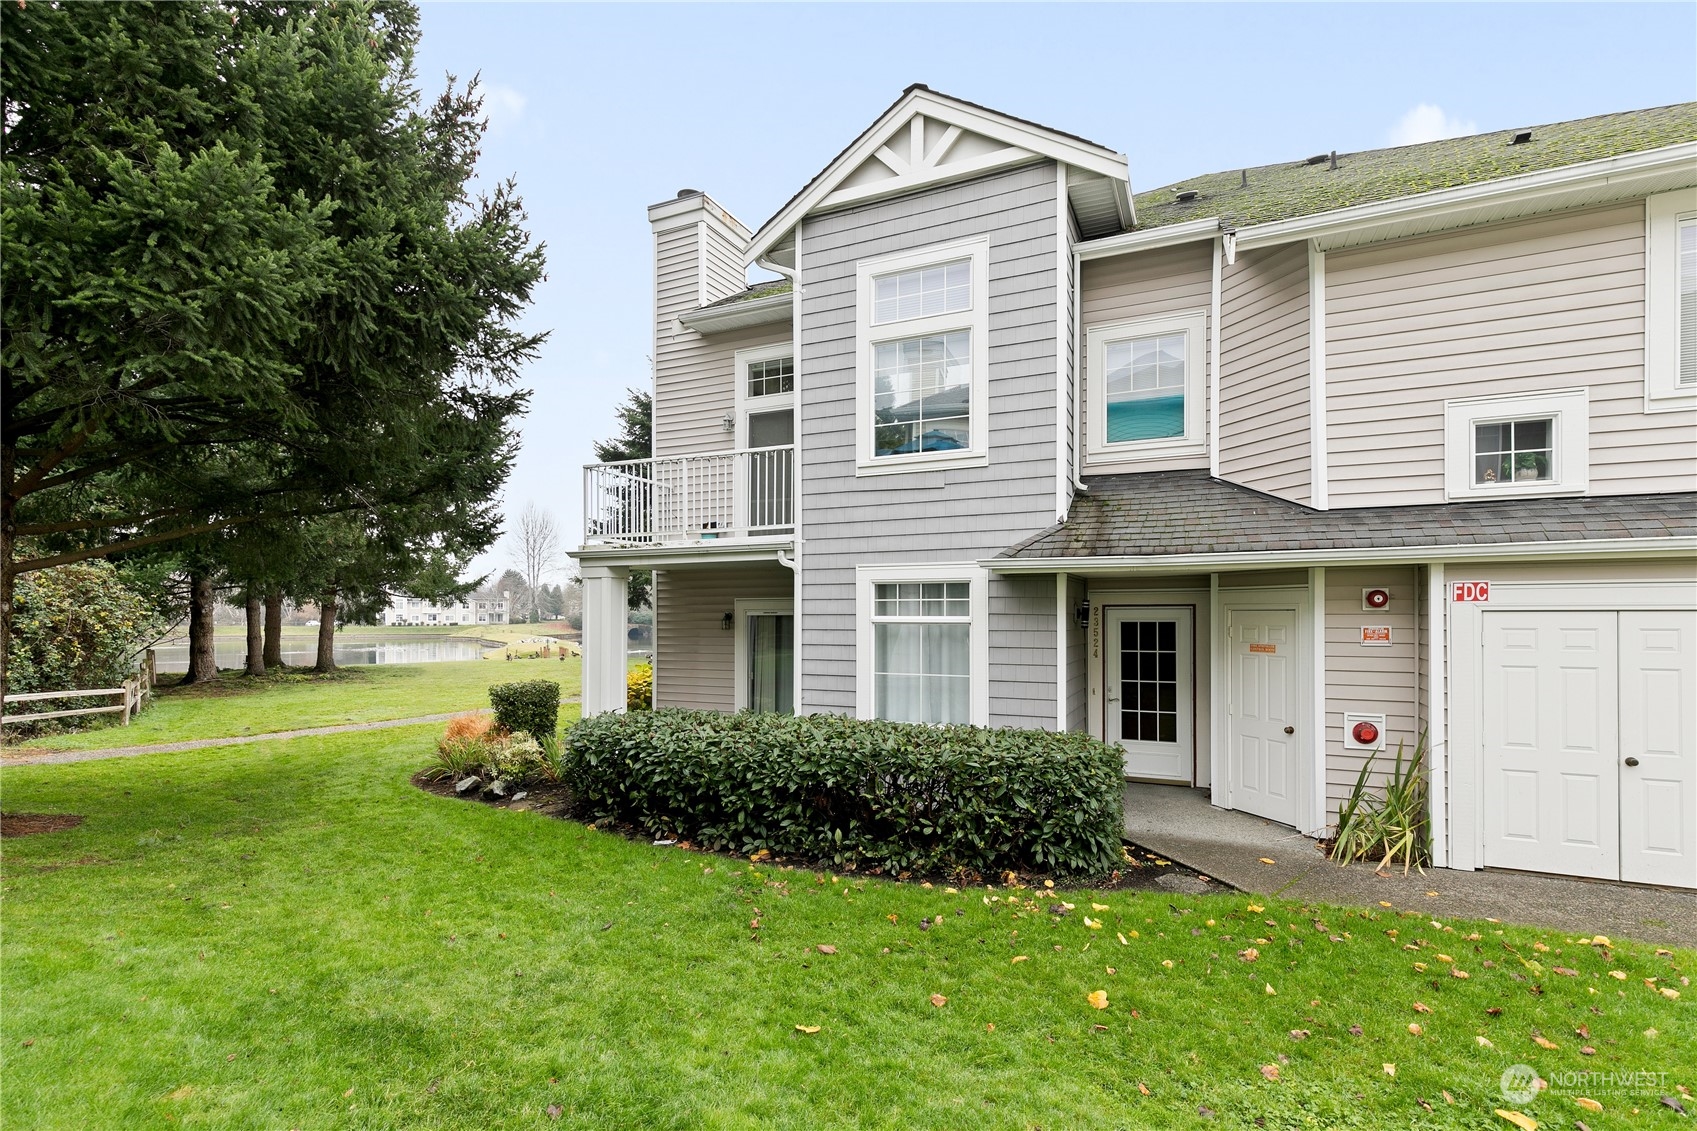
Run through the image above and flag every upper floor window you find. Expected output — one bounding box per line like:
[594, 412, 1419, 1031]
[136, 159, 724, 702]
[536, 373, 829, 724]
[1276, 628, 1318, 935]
[855, 239, 990, 474]
[1085, 311, 1207, 461]
[1444, 388, 1589, 501]
[1646, 188, 1697, 409]
[747, 355, 793, 398]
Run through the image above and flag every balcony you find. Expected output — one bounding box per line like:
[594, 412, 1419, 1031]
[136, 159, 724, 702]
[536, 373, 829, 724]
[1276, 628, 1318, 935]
[582, 446, 794, 545]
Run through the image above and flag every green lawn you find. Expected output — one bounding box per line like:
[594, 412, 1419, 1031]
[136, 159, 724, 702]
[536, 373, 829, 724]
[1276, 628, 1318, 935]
[2, 724, 1689, 1129]
[6, 658, 580, 753]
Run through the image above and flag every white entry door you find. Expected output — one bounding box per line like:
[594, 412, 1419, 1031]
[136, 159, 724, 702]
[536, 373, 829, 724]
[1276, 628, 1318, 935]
[1226, 608, 1301, 826]
[1618, 611, 1697, 887]
[1105, 608, 1194, 782]
[1482, 611, 1619, 879]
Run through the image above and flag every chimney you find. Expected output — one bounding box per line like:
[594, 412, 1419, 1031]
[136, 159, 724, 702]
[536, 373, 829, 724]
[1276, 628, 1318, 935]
[647, 190, 754, 457]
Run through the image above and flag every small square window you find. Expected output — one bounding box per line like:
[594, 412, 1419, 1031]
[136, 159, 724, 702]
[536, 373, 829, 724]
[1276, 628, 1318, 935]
[747, 356, 793, 398]
[1104, 331, 1189, 442]
[1086, 312, 1207, 460]
[1472, 418, 1553, 486]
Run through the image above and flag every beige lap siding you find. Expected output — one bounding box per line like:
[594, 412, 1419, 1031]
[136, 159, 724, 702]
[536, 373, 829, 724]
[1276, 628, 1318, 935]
[1078, 241, 1214, 474]
[653, 563, 794, 711]
[1324, 566, 1421, 828]
[1325, 201, 1697, 507]
[1218, 243, 1313, 503]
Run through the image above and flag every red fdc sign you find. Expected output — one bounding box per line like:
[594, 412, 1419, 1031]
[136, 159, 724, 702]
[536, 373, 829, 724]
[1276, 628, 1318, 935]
[1452, 580, 1490, 603]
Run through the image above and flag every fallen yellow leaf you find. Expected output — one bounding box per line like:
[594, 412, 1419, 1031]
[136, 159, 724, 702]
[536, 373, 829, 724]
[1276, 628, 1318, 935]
[1383, 1063, 1396, 1077]
[1087, 990, 1109, 1010]
[985, 1023, 994, 1032]
[1533, 1035, 1559, 1050]
[1091, 903, 1110, 912]
[1083, 916, 1103, 929]
[1161, 959, 1174, 969]
[1610, 970, 1628, 979]
[1494, 1110, 1538, 1130]
[1661, 987, 1680, 1000]
[1408, 1022, 1423, 1035]
[1247, 904, 1265, 913]
[1413, 962, 1428, 972]
[930, 993, 947, 1008]
[1590, 935, 1612, 947]
[1264, 983, 1277, 996]
[1575, 1097, 1603, 1113]
[1379, 901, 1393, 908]
[794, 1025, 820, 1034]
[1137, 1081, 1150, 1096]
[1452, 969, 1471, 979]
[1117, 932, 1129, 945]
[1260, 1063, 1280, 1081]
[1011, 955, 1029, 964]
[1258, 858, 1276, 865]
[1532, 941, 1549, 952]
[1477, 1035, 1494, 1048]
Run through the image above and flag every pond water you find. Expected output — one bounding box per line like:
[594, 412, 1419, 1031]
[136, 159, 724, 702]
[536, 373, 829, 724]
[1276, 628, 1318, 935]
[152, 635, 491, 673]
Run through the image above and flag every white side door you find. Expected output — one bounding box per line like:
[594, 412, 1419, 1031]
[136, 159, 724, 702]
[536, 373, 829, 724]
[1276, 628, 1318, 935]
[1620, 610, 1697, 887]
[1227, 608, 1300, 826]
[1482, 610, 1618, 880]
[1105, 608, 1194, 783]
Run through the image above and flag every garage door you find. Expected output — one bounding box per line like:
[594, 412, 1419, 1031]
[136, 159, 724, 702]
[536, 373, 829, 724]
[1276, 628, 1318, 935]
[1482, 609, 1696, 888]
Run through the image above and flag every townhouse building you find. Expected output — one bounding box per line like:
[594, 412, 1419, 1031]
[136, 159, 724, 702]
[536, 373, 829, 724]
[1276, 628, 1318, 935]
[574, 87, 1697, 889]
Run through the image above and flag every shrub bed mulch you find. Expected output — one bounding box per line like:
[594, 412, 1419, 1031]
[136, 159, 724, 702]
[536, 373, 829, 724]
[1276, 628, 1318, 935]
[411, 771, 1224, 895]
[1, 812, 85, 837]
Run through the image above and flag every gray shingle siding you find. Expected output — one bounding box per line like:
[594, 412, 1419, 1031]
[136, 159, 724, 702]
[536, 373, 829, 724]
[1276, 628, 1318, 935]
[990, 573, 1059, 730]
[797, 162, 1064, 715]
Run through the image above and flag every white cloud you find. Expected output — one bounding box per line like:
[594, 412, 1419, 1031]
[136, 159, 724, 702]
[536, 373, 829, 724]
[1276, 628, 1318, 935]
[481, 83, 527, 131]
[1386, 103, 1479, 147]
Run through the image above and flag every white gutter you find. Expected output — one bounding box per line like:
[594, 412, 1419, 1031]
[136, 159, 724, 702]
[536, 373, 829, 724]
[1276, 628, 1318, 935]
[677, 290, 793, 333]
[1233, 142, 1697, 251]
[574, 537, 796, 569]
[1076, 216, 1221, 260]
[980, 536, 1697, 575]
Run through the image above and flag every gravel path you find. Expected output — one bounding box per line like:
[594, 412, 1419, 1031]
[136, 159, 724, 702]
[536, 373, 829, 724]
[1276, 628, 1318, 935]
[2, 709, 499, 766]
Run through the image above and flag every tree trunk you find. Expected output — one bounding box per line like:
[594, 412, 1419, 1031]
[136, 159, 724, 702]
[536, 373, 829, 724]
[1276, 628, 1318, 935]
[313, 587, 338, 673]
[182, 572, 219, 684]
[2, 442, 15, 704]
[263, 587, 284, 668]
[244, 587, 265, 677]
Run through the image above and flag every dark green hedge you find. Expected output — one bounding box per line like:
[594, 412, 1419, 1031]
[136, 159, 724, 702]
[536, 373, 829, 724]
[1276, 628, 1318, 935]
[563, 710, 1127, 877]
[489, 680, 560, 741]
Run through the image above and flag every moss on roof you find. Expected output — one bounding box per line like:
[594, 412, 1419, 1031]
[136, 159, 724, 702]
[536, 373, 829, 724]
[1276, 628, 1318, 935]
[1133, 102, 1697, 231]
[700, 278, 793, 310]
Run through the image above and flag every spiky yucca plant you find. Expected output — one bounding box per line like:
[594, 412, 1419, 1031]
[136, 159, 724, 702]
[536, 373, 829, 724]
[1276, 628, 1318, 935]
[1333, 731, 1430, 874]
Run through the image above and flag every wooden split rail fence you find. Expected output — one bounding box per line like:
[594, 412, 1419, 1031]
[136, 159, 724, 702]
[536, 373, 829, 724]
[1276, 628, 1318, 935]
[1, 651, 155, 729]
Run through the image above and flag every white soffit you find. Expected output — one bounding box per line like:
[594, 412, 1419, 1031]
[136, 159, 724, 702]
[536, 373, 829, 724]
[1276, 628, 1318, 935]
[746, 87, 1131, 264]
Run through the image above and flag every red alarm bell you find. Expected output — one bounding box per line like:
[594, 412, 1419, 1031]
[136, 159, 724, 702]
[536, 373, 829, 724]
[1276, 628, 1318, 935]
[1362, 588, 1391, 611]
[1351, 720, 1381, 747]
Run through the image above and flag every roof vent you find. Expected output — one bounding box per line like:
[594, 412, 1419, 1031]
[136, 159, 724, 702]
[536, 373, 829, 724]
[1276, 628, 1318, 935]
[675, 188, 702, 199]
[1305, 154, 1328, 166]
[1240, 169, 1249, 188]
[1509, 130, 1533, 145]
[1174, 189, 1199, 204]
[1329, 150, 1339, 171]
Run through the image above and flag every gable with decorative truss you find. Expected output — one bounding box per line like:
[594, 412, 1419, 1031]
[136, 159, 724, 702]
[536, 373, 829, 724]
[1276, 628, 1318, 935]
[746, 86, 1134, 265]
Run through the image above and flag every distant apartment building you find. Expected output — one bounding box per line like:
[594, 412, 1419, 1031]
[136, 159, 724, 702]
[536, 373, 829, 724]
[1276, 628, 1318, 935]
[381, 594, 509, 626]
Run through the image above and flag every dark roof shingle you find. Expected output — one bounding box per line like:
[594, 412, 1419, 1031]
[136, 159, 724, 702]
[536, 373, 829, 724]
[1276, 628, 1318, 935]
[1000, 471, 1697, 561]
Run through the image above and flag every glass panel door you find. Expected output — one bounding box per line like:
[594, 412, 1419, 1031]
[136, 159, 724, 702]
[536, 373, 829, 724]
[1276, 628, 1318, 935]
[747, 612, 794, 714]
[745, 409, 793, 530]
[1104, 607, 1194, 782]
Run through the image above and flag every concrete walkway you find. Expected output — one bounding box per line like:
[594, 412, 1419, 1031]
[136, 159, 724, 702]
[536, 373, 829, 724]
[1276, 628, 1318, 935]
[2, 710, 495, 767]
[1124, 782, 1697, 950]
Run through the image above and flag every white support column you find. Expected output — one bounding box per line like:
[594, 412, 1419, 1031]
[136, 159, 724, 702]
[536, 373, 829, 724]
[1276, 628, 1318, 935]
[580, 563, 631, 717]
[1426, 562, 1449, 867]
[1308, 565, 1328, 837]
[1055, 572, 1068, 732]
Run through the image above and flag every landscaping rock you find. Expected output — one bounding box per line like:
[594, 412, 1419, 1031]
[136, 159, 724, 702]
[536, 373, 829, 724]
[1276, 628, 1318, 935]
[512, 791, 528, 802]
[455, 776, 481, 794]
[489, 779, 509, 797]
[1156, 873, 1211, 896]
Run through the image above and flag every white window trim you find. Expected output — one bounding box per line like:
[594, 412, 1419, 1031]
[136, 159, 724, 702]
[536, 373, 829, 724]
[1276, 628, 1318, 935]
[732, 341, 797, 449]
[1443, 387, 1589, 502]
[732, 597, 794, 712]
[855, 562, 990, 726]
[1645, 188, 1697, 411]
[1084, 309, 1208, 461]
[855, 238, 990, 475]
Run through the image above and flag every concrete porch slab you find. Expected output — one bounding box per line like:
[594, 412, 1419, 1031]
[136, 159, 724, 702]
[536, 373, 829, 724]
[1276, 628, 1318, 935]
[1124, 782, 1697, 951]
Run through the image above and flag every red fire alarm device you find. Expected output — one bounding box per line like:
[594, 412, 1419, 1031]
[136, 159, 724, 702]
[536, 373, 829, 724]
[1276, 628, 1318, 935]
[1342, 711, 1387, 751]
[1361, 588, 1391, 611]
[1351, 720, 1380, 746]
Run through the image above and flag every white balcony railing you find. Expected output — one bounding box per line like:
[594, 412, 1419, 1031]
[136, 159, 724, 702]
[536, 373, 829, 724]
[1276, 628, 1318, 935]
[582, 446, 794, 545]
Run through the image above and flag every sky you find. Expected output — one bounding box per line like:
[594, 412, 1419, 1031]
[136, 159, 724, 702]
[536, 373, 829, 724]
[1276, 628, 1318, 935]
[408, 1, 1697, 584]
